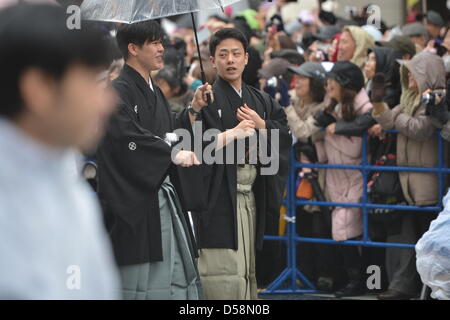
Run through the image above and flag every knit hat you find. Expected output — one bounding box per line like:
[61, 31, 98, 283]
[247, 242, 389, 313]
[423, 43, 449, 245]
[327, 61, 365, 92]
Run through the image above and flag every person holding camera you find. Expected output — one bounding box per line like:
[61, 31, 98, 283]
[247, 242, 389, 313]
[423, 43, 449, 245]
[371, 51, 447, 299]
[423, 80, 450, 142]
[177, 28, 291, 300]
[423, 89, 448, 125]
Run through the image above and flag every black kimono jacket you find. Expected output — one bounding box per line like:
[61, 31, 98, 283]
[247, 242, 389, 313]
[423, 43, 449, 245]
[97, 64, 195, 266]
[177, 76, 292, 251]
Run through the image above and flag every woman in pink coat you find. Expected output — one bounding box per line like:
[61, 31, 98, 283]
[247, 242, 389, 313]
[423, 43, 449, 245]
[316, 61, 373, 297]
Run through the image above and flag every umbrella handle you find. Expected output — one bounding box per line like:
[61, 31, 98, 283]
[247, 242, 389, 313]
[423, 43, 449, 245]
[191, 13, 212, 105]
[205, 92, 212, 105]
[201, 72, 212, 105]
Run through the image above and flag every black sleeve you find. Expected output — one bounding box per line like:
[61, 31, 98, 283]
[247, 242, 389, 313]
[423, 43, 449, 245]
[263, 94, 292, 177]
[383, 87, 401, 109]
[173, 104, 211, 212]
[175, 107, 194, 132]
[98, 81, 174, 192]
[334, 112, 377, 137]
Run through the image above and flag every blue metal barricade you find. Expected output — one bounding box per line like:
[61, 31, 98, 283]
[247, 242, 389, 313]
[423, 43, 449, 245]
[260, 130, 450, 295]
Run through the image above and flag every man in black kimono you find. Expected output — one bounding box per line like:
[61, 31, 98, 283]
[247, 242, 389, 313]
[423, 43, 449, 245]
[96, 21, 206, 300]
[177, 28, 291, 299]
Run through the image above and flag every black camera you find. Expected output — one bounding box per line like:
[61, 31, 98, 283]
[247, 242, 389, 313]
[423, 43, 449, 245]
[266, 76, 279, 89]
[424, 89, 449, 126]
[422, 91, 445, 106]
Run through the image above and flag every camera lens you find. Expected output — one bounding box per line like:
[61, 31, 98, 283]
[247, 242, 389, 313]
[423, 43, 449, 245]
[267, 77, 278, 88]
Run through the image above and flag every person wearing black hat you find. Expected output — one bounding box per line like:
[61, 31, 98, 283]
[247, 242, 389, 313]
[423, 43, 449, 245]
[326, 61, 366, 95]
[315, 61, 373, 298]
[324, 46, 404, 139]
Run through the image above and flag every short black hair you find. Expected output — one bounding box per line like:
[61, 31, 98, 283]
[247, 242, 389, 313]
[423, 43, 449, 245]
[209, 28, 248, 56]
[0, 4, 113, 119]
[116, 20, 164, 60]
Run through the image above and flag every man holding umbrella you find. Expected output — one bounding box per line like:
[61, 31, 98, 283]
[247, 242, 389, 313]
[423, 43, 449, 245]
[178, 28, 291, 300]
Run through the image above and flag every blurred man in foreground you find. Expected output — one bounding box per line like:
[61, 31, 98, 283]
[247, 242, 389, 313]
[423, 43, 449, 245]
[0, 4, 119, 299]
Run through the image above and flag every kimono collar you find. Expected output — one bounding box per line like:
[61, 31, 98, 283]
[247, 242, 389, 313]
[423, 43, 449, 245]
[214, 76, 244, 94]
[122, 64, 155, 96]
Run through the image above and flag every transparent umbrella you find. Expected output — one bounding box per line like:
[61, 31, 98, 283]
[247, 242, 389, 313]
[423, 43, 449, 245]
[80, 0, 241, 24]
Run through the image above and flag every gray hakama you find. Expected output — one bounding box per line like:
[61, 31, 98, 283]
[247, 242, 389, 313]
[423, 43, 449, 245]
[119, 177, 202, 300]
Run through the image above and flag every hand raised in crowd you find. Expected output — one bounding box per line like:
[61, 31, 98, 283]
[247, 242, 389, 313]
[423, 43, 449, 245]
[173, 150, 201, 167]
[191, 82, 214, 112]
[237, 104, 266, 129]
[371, 73, 387, 103]
[313, 109, 336, 128]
